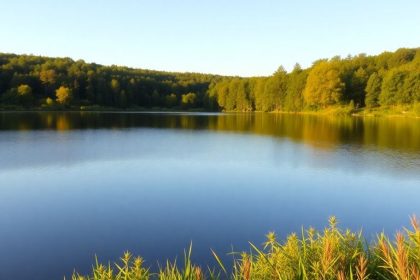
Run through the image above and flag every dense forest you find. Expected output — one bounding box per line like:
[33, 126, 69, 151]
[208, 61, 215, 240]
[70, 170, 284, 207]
[209, 47, 420, 112]
[0, 53, 222, 110]
[0, 48, 419, 112]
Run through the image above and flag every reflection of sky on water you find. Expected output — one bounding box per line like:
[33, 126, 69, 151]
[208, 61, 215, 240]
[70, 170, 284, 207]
[0, 128, 419, 178]
[0, 112, 419, 280]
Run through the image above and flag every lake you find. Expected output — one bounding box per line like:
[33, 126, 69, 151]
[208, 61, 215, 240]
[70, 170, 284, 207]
[0, 112, 419, 280]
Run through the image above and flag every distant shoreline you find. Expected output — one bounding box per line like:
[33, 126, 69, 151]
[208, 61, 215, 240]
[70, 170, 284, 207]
[1, 106, 420, 119]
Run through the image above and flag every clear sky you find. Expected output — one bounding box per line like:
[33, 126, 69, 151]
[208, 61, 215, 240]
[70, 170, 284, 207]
[1, 0, 419, 76]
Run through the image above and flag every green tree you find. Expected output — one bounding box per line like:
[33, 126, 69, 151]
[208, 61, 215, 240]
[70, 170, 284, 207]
[379, 70, 405, 106]
[402, 71, 420, 103]
[387, 48, 416, 68]
[365, 72, 382, 108]
[350, 67, 369, 106]
[235, 80, 252, 111]
[251, 77, 268, 111]
[303, 61, 345, 108]
[285, 64, 307, 111]
[226, 79, 239, 111]
[181, 92, 197, 109]
[211, 80, 230, 110]
[262, 66, 288, 111]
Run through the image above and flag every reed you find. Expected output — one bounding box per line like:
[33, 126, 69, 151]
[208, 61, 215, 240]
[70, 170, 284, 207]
[71, 216, 419, 280]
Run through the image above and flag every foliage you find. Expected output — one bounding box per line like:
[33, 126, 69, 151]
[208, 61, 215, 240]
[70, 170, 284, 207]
[0, 53, 222, 110]
[365, 72, 382, 108]
[303, 61, 345, 108]
[17, 84, 32, 96]
[72, 216, 420, 280]
[208, 48, 419, 112]
[181, 92, 197, 109]
[284, 64, 307, 112]
[0, 47, 419, 112]
[56, 86, 73, 105]
[18, 85, 34, 106]
[45, 97, 54, 106]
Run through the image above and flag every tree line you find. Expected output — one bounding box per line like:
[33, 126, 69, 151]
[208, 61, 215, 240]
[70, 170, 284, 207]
[0, 53, 221, 109]
[0, 47, 419, 111]
[209, 48, 419, 112]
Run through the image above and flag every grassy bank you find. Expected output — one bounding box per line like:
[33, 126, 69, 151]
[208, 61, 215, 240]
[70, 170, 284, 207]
[271, 104, 420, 118]
[204, 104, 420, 118]
[353, 104, 420, 118]
[2, 104, 420, 118]
[71, 216, 420, 280]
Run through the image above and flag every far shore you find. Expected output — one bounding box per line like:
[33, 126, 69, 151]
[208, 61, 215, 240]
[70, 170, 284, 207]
[1, 105, 420, 119]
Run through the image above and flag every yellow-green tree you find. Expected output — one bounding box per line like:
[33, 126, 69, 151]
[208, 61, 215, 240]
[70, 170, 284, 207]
[379, 69, 405, 106]
[45, 97, 54, 106]
[285, 64, 307, 111]
[17, 84, 32, 96]
[263, 66, 288, 111]
[365, 72, 382, 108]
[55, 86, 73, 105]
[39, 69, 56, 85]
[303, 61, 345, 108]
[17, 84, 33, 106]
[211, 79, 230, 110]
[181, 92, 197, 108]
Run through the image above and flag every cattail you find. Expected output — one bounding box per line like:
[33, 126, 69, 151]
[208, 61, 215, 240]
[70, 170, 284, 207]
[356, 255, 368, 280]
[242, 258, 251, 280]
[321, 238, 334, 277]
[337, 270, 346, 280]
[378, 236, 393, 268]
[395, 232, 409, 280]
[194, 267, 203, 280]
[411, 265, 420, 280]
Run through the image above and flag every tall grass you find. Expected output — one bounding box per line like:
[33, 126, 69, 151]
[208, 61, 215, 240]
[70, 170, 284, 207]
[71, 216, 419, 280]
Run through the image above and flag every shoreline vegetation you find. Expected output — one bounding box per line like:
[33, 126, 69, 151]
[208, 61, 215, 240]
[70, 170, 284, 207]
[1, 48, 419, 117]
[1, 106, 419, 119]
[71, 216, 420, 280]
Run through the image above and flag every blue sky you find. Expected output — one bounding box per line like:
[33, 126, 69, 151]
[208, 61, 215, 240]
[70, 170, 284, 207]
[1, 0, 419, 76]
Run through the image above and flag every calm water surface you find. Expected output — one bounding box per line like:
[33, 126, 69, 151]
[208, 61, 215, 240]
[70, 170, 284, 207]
[0, 112, 419, 280]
